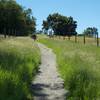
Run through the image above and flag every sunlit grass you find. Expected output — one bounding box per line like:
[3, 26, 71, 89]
[0, 37, 40, 100]
[39, 36, 100, 100]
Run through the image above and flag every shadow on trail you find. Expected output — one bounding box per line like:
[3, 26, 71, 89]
[31, 69, 49, 98]
[31, 43, 67, 100]
[31, 83, 49, 98]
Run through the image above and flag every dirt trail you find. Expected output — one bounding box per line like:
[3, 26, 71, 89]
[32, 43, 67, 100]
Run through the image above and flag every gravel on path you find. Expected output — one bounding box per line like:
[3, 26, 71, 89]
[32, 43, 67, 100]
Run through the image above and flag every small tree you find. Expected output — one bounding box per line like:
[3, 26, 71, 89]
[83, 27, 98, 38]
[83, 27, 99, 46]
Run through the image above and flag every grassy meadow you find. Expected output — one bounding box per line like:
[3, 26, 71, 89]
[39, 35, 100, 100]
[0, 37, 40, 100]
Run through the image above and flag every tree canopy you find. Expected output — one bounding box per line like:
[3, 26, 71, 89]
[42, 13, 77, 37]
[83, 27, 98, 37]
[0, 0, 36, 37]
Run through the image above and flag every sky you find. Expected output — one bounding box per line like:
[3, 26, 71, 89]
[16, 0, 100, 36]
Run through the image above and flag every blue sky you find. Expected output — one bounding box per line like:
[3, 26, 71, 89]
[16, 0, 100, 36]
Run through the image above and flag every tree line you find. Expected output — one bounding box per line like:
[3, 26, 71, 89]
[42, 13, 98, 38]
[0, 0, 99, 44]
[42, 13, 99, 46]
[0, 0, 36, 37]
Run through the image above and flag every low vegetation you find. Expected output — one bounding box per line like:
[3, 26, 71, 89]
[39, 36, 100, 100]
[0, 37, 40, 100]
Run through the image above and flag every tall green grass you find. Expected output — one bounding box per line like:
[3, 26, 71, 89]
[0, 37, 40, 100]
[39, 37, 100, 100]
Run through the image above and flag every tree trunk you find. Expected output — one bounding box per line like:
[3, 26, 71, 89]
[97, 33, 99, 47]
[15, 29, 16, 36]
[84, 34, 86, 44]
[12, 29, 13, 36]
[4, 28, 6, 38]
[8, 29, 10, 37]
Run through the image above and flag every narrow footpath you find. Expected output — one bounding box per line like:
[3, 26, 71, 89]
[32, 43, 67, 100]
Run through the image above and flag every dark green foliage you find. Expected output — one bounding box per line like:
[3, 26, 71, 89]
[0, 72, 27, 100]
[0, 0, 36, 37]
[83, 27, 98, 38]
[42, 13, 77, 37]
